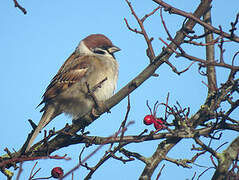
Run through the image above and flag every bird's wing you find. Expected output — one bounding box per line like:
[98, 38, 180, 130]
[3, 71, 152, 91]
[39, 55, 92, 108]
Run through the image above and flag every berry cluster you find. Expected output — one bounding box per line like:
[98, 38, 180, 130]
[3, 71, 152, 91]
[143, 101, 166, 131]
[144, 115, 165, 130]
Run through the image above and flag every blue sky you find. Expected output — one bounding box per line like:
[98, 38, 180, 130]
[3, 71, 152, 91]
[1, 0, 238, 179]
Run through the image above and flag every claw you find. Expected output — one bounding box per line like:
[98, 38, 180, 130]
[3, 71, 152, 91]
[91, 107, 100, 117]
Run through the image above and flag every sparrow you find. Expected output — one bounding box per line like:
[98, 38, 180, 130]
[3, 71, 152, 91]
[26, 34, 120, 151]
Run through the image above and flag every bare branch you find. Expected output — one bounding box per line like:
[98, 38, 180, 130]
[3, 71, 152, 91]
[153, 0, 239, 43]
[212, 136, 239, 180]
[203, 8, 217, 92]
[124, 0, 158, 61]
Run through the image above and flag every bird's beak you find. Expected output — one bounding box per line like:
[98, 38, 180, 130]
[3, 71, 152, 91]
[108, 46, 121, 53]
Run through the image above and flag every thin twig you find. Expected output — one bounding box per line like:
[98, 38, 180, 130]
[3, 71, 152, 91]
[16, 162, 23, 180]
[60, 121, 134, 179]
[13, 0, 27, 14]
[124, 0, 158, 61]
[120, 95, 131, 142]
[153, 0, 239, 43]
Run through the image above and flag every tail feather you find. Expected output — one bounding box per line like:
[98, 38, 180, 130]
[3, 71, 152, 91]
[26, 106, 55, 152]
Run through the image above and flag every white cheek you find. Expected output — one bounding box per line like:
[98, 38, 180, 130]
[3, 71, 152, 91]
[76, 41, 93, 55]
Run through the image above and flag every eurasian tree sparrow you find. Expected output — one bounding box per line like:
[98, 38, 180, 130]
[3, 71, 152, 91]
[26, 34, 120, 151]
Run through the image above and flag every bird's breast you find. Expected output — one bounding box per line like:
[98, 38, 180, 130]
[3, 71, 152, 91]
[93, 59, 119, 101]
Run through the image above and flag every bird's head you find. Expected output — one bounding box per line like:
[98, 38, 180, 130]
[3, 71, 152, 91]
[76, 34, 120, 59]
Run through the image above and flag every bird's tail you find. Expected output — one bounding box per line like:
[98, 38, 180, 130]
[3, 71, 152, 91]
[26, 106, 56, 152]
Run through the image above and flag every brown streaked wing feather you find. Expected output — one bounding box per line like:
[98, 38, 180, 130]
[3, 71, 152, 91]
[41, 55, 91, 104]
[56, 52, 80, 74]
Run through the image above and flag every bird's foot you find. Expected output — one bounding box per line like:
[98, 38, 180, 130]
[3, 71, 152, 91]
[91, 101, 111, 117]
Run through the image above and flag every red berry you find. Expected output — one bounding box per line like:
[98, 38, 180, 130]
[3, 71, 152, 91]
[153, 118, 165, 130]
[154, 122, 163, 130]
[156, 118, 164, 124]
[51, 167, 64, 178]
[143, 115, 154, 125]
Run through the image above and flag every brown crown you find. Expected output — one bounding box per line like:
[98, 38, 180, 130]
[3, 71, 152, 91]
[83, 34, 114, 49]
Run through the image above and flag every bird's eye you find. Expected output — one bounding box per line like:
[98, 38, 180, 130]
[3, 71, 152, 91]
[93, 49, 106, 55]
